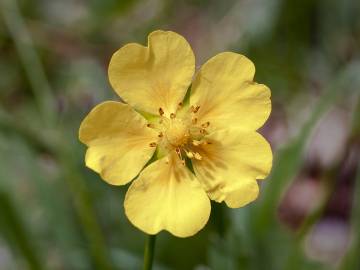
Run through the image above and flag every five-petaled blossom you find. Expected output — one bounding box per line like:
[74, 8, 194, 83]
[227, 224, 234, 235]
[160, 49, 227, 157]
[79, 30, 272, 237]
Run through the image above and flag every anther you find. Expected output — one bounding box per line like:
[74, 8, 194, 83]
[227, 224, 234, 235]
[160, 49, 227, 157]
[158, 132, 163, 138]
[192, 118, 198, 124]
[170, 113, 176, 119]
[192, 140, 202, 146]
[149, 142, 157, 147]
[159, 107, 164, 116]
[192, 105, 200, 113]
[200, 129, 207, 134]
[194, 152, 202, 160]
[147, 123, 154, 128]
[175, 147, 183, 160]
[178, 102, 183, 107]
[201, 121, 210, 128]
[186, 151, 194, 158]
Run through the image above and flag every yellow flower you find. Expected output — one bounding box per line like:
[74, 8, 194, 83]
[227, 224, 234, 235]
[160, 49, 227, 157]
[79, 30, 272, 237]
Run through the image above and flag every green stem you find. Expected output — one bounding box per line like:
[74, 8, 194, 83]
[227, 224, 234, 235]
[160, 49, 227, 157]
[143, 234, 156, 270]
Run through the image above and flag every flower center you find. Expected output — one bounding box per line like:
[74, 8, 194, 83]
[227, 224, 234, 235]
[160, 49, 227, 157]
[147, 105, 212, 164]
[165, 119, 189, 147]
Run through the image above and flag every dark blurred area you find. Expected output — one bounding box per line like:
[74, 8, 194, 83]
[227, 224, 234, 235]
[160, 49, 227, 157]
[0, 0, 360, 269]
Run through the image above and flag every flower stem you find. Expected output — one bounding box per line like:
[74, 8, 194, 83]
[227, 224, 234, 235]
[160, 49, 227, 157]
[143, 234, 156, 270]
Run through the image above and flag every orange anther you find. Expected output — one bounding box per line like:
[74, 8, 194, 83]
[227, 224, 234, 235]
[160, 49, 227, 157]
[159, 107, 164, 116]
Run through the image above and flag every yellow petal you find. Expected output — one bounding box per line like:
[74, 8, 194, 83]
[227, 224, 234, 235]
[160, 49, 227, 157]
[124, 154, 211, 237]
[108, 30, 195, 116]
[192, 129, 272, 208]
[190, 52, 271, 131]
[79, 101, 158, 185]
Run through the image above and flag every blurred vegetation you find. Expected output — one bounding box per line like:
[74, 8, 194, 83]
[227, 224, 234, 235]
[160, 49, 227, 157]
[0, 0, 360, 269]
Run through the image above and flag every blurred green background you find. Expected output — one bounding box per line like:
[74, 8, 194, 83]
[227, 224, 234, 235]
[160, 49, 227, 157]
[0, 0, 360, 269]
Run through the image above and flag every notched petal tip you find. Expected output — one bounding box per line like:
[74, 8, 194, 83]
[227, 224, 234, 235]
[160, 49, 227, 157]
[193, 129, 272, 208]
[197, 51, 256, 81]
[124, 156, 211, 237]
[190, 58, 272, 132]
[108, 30, 195, 115]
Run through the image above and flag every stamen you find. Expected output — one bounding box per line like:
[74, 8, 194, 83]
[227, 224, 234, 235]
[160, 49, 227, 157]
[192, 139, 211, 146]
[175, 147, 183, 160]
[194, 152, 202, 160]
[191, 105, 200, 113]
[149, 142, 157, 147]
[200, 129, 207, 134]
[192, 118, 198, 124]
[192, 140, 202, 146]
[146, 123, 164, 132]
[178, 102, 183, 107]
[159, 107, 164, 116]
[185, 151, 194, 158]
[170, 113, 176, 119]
[201, 121, 210, 128]
[158, 132, 163, 138]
